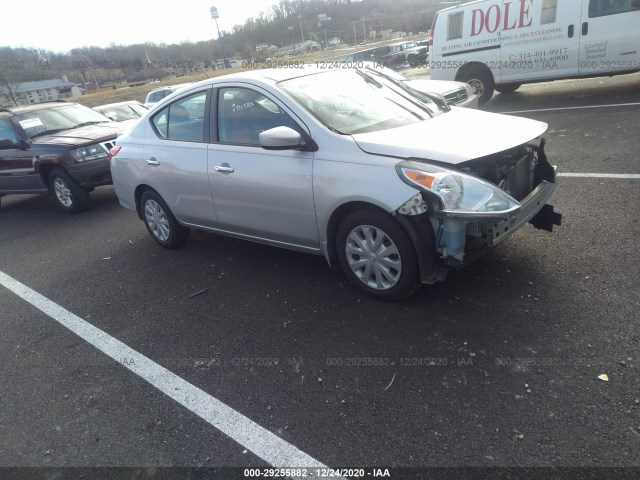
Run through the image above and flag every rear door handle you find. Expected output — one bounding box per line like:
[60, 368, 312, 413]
[582, 22, 588, 35]
[215, 165, 234, 173]
[568, 25, 574, 38]
[146, 157, 160, 166]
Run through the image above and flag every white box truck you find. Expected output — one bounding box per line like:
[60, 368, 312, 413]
[429, 0, 640, 104]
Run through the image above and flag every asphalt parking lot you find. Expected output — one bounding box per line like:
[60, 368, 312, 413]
[1, 71, 639, 478]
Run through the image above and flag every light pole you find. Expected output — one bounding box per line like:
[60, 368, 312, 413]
[210, 6, 228, 69]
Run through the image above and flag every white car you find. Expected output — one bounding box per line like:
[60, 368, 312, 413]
[109, 67, 561, 300]
[144, 83, 194, 108]
[359, 63, 478, 109]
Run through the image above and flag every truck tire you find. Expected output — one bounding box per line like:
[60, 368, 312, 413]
[495, 83, 522, 94]
[459, 69, 495, 105]
[48, 167, 90, 213]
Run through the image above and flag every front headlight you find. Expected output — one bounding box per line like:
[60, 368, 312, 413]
[398, 162, 520, 216]
[464, 83, 474, 98]
[70, 143, 108, 162]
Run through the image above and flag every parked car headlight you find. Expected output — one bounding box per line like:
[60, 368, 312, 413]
[70, 144, 107, 162]
[398, 164, 520, 216]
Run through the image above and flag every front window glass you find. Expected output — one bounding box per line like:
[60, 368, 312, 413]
[0, 117, 20, 145]
[279, 70, 431, 135]
[589, 0, 639, 17]
[217, 87, 297, 145]
[14, 104, 110, 139]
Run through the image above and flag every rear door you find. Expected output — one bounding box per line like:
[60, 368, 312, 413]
[142, 88, 218, 227]
[207, 85, 318, 249]
[579, 0, 640, 75]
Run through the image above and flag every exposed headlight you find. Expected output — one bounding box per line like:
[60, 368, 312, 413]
[70, 143, 108, 162]
[464, 83, 474, 98]
[397, 163, 520, 217]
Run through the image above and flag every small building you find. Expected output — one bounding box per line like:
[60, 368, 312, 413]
[0, 78, 82, 107]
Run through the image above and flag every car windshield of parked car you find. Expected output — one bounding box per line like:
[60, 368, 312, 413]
[279, 70, 433, 134]
[96, 104, 147, 121]
[16, 104, 110, 139]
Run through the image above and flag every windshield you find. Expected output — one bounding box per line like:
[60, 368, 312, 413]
[16, 104, 110, 138]
[95, 104, 147, 121]
[279, 69, 433, 134]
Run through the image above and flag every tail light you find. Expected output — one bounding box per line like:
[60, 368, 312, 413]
[108, 145, 122, 160]
[428, 29, 433, 46]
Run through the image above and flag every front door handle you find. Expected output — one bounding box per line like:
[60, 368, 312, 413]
[568, 25, 574, 38]
[146, 157, 160, 166]
[215, 165, 234, 173]
[582, 22, 588, 35]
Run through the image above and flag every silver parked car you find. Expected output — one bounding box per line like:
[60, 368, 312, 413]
[109, 67, 561, 300]
[358, 63, 478, 109]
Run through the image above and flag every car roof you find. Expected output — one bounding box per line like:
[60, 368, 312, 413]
[0, 101, 69, 114]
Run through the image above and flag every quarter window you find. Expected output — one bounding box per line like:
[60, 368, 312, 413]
[447, 12, 463, 40]
[541, 0, 558, 24]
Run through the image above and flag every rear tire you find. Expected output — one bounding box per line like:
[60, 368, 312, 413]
[336, 209, 421, 301]
[459, 69, 495, 105]
[495, 83, 521, 94]
[48, 167, 89, 213]
[140, 190, 190, 249]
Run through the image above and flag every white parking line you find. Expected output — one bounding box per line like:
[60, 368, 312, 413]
[0, 270, 331, 471]
[501, 102, 640, 114]
[557, 173, 640, 179]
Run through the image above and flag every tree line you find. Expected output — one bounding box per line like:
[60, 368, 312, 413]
[1, 0, 443, 94]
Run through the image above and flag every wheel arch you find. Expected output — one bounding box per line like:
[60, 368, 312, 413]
[134, 184, 158, 220]
[325, 201, 396, 268]
[455, 61, 494, 83]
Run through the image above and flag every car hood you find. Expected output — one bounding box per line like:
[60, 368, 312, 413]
[352, 108, 547, 165]
[405, 79, 466, 95]
[33, 122, 125, 146]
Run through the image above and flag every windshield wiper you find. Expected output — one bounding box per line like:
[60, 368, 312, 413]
[29, 128, 69, 139]
[74, 121, 106, 128]
[354, 69, 384, 88]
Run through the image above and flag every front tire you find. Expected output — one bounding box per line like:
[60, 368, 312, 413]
[140, 190, 190, 249]
[459, 69, 495, 105]
[48, 168, 89, 213]
[336, 209, 421, 300]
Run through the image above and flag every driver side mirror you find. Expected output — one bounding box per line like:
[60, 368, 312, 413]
[259, 126, 306, 150]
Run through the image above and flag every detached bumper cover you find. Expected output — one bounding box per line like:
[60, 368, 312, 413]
[487, 177, 560, 246]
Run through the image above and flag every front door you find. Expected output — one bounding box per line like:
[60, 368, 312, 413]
[579, 0, 640, 75]
[207, 85, 318, 250]
[0, 117, 43, 192]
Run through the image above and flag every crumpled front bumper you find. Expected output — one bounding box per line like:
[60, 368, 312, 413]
[487, 173, 560, 246]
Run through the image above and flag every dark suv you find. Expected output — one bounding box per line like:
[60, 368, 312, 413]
[0, 101, 126, 213]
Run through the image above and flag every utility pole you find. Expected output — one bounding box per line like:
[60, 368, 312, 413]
[210, 6, 228, 69]
[362, 19, 366, 43]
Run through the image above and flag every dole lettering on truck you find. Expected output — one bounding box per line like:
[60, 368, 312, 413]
[471, 0, 533, 36]
[429, 0, 640, 105]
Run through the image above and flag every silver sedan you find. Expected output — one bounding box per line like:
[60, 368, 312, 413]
[109, 67, 561, 300]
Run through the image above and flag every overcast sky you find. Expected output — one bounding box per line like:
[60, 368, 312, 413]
[1, 0, 280, 52]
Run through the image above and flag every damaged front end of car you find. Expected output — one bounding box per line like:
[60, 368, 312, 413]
[394, 139, 562, 283]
